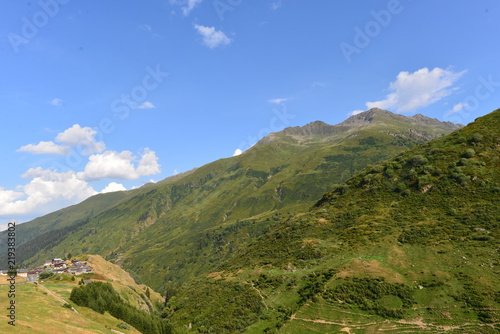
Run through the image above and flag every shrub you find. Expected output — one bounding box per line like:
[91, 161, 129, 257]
[408, 155, 428, 167]
[470, 133, 483, 143]
[117, 322, 131, 330]
[463, 148, 475, 158]
[39, 271, 54, 279]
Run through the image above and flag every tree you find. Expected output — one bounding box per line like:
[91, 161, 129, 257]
[39, 270, 54, 279]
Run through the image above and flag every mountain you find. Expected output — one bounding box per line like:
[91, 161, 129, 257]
[1, 109, 462, 292]
[166, 109, 499, 333]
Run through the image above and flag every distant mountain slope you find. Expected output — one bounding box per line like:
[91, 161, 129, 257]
[3, 109, 462, 293]
[167, 109, 499, 333]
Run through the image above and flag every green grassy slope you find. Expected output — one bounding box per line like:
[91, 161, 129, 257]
[166, 109, 499, 333]
[11, 109, 461, 295]
[0, 255, 168, 334]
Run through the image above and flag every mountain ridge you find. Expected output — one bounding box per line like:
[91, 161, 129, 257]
[256, 108, 462, 145]
[1, 109, 466, 295]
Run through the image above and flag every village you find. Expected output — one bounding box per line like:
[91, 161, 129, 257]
[0, 257, 93, 282]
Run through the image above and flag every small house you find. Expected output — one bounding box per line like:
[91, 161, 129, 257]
[17, 270, 29, 277]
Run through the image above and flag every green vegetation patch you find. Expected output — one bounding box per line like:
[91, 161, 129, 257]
[323, 277, 415, 319]
[70, 281, 171, 334]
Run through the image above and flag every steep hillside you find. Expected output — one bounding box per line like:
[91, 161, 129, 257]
[166, 109, 499, 333]
[0, 255, 168, 334]
[6, 109, 461, 294]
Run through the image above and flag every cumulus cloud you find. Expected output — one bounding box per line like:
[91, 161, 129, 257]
[17, 141, 71, 155]
[194, 25, 231, 49]
[366, 67, 466, 113]
[137, 101, 156, 109]
[233, 149, 243, 156]
[0, 168, 97, 217]
[101, 182, 127, 193]
[268, 98, 288, 105]
[137, 148, 161, 176]
[55, 124, 106, 155]
[9, 123, 162, 220]
[79, 149, 161, 181]
[50, 98, 64, 106]
[17, 124, 105, 156]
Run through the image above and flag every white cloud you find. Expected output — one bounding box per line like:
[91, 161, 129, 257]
[137, 148, 161, 176]
[182, 0, 204, 15]
[0, 168, 97, 217]
[0, 187, 25, 203]
[17, 141, 71, 155]
[79, 149, 161, 181]
[366, 67, 466, 113]
[55, 124, 106, 155]
[268, 98, 288, 105]
[348, 110, 365, 116]
[50, 98, 64, 106]
[137, 101, 156, 109]
[173, 169, 179, 175]
[447, 102, 469, 116]
[233, 149, 243, 156]
[101, 182, 127, 193]
[194, 25, 231, 49]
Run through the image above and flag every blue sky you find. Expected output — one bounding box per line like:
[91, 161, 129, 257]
[1, 0, 499, 228]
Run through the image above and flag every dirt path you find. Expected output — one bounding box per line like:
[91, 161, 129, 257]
[243, 281, 269, 310]
[38, 283, 79, 314]
[290, 313, 378, 328]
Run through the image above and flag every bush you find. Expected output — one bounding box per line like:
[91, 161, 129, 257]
[408, 155, 428, 167]
[39, 271, 54, 279]
[117, 322, 131, 330]
[463, 148, 475, 158]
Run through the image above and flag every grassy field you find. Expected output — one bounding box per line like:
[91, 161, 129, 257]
[0, 282, 141, 333]
[0, 254, 166, 333]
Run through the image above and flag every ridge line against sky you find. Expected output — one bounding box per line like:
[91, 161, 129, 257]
[1, 1, 499, 229]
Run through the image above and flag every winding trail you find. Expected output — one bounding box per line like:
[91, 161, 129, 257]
[38, 283, 79, 314]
